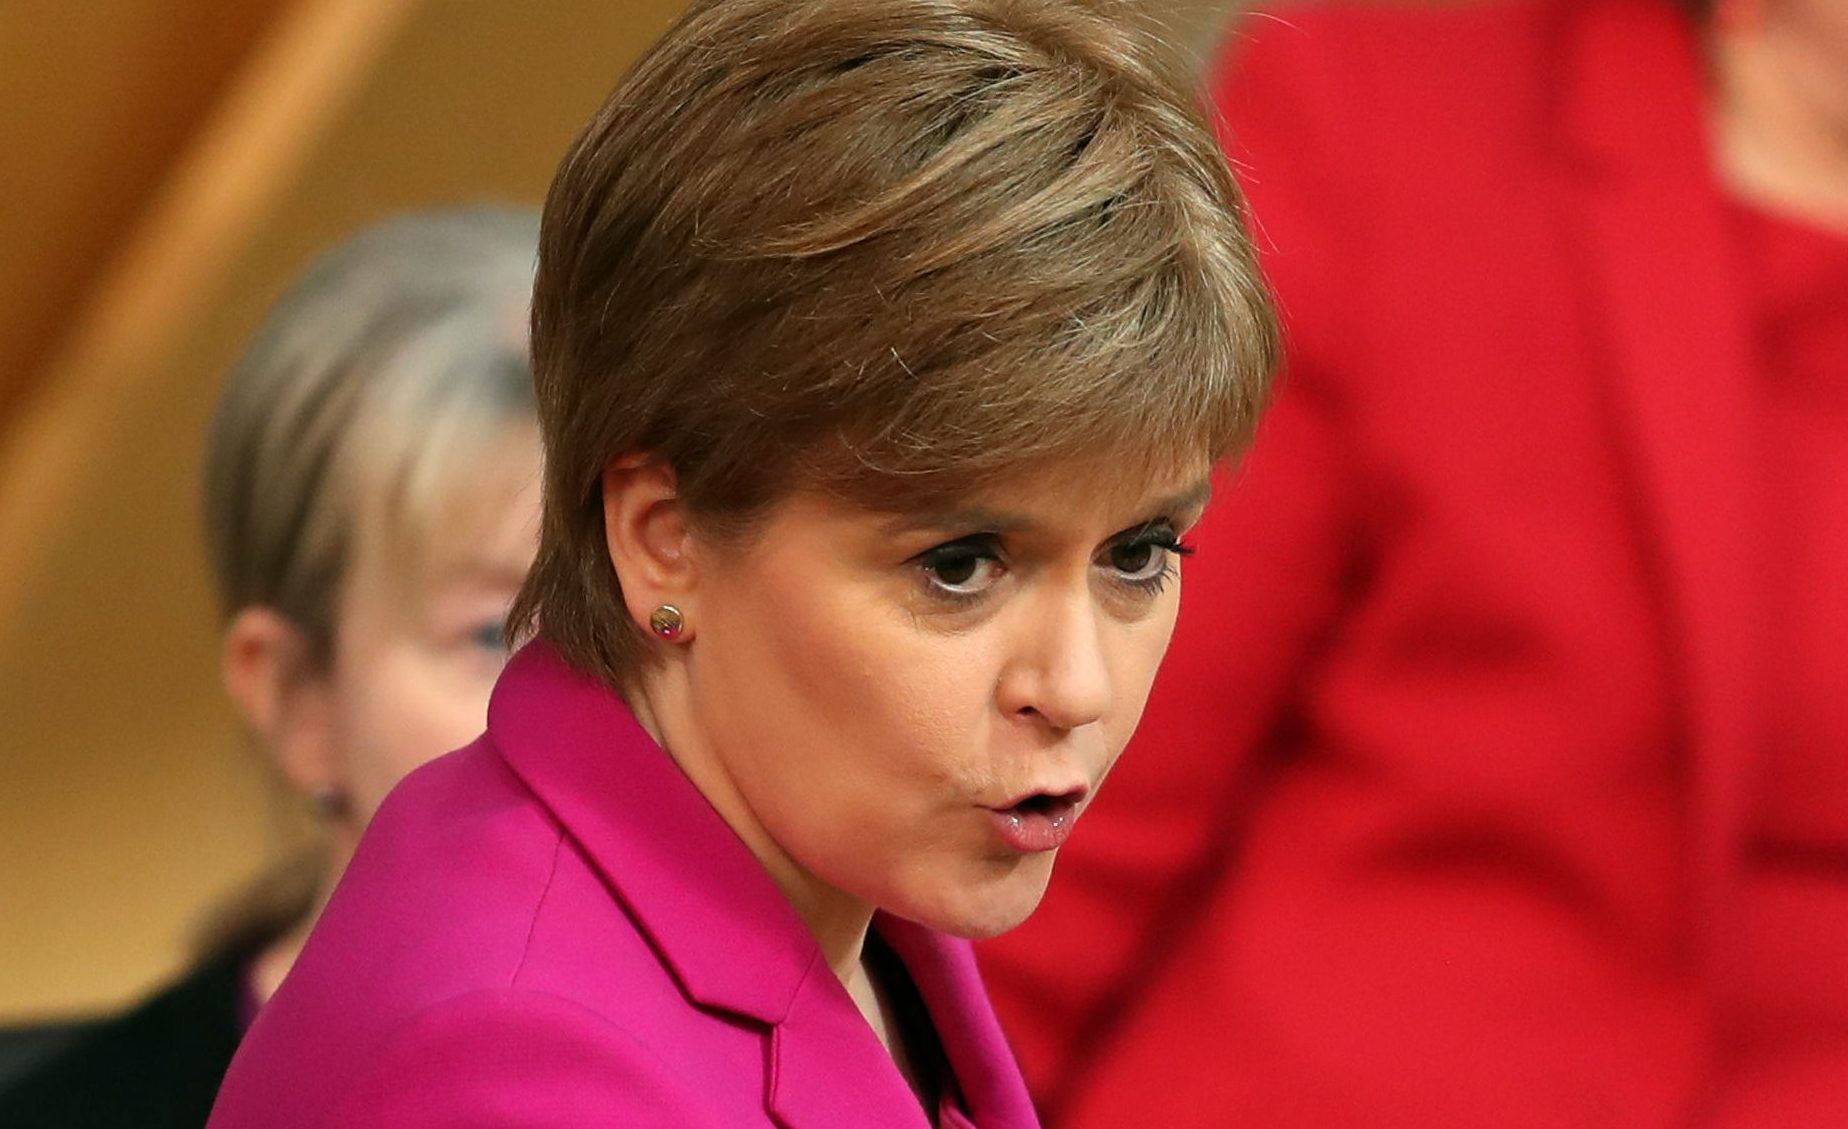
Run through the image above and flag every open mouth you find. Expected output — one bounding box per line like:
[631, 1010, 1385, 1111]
[989, 788, 1085, 854]
[1012, 793, 1069, 818]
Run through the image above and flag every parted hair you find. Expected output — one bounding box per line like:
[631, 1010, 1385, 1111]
[512, 0, 1279, 689]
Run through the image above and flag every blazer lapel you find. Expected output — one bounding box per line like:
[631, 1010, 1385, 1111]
[877, 916, 1041, 1129]
[1559, 0, 1761, 960]
[489, 644, 821, 1026]
[766, 949, 936, 1129]
[490, 646, 1038, 1127]
[767, 918, 1042, 1129]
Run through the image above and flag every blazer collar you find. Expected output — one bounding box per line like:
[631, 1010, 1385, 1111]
[768, 915, 1041, 1129]
[487, 642, 817, 1025]
[879, 916, 1041, 1128]
[487, 643, 1039, 1128]
[1558, 0, 1761, 924]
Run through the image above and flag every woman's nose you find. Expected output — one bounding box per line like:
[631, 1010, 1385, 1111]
[996, 588, 1111, 732]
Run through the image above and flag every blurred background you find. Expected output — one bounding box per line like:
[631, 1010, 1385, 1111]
[0, 0, 1247, 1027]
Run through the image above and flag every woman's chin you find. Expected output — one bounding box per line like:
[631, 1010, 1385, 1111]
[895, 854, 1056, 941]
[948, 905, 1038, 942]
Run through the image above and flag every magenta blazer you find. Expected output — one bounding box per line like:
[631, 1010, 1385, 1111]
[207, 643, 1040, 1128]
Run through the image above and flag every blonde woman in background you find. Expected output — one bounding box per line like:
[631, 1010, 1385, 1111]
[2, 208, 542, 1129]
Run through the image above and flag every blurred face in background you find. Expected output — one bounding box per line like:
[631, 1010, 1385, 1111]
[321, 424, 543, 832]
[1707, 0, 1848, 223]
[1714, 0, 1848, 117]
[1761, 0, 1848, 106]
[223, 421, 542, 862]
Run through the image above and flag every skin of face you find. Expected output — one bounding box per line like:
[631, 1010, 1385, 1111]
[1712, 0, 1848, 224]
[636, 460, 1213, 953]
[225, 421, 541, 1001]
[321, 430, 543, 838]
[1763, 0, 1848, 112]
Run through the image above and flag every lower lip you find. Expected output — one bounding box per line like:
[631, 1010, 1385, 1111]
[989, 799, 1079, 854]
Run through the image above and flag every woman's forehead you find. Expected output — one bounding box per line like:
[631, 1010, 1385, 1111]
[766, 455, 1214, 544]
[349, 424, 541, 591]
[897, 467, 1209, 526]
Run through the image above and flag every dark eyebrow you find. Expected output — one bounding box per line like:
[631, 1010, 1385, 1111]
[1147, 478, 1215, 522]
[878, 506, 1034, 538]
[878, 476, 1215, 539]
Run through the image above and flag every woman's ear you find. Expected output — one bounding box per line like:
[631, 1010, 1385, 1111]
[222, 607, 341, 807]
[601, 454, 697, 641]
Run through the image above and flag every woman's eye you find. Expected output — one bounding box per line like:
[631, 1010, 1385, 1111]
[470, 620, 509, 653]
[918, 539, 1006, 596]
[1109, 540, 1160, 579]
[1102, 526, 1191, 587]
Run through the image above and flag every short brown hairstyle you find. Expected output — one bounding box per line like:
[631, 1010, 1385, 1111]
[513, 0, 1278, 689]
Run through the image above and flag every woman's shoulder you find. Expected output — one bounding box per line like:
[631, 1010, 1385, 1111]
[329, 738, 572, 947]
[212, 988, 736, 1129]
[289, 737, 666, 1012]
[1211, 0, 1574, 175]
[210, 740, 760, 1127]
[1218, 0, 1571, 78]
[1205, 0, 1599, 370]
[322, 989, 731, 1129]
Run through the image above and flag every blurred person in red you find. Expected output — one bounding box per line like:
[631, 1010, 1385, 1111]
[979, 0, 1848, 1125]
[0, 208, 542, 1129]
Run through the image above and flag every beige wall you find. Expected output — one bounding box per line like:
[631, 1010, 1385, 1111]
[0, 0, 1245, 1021]
[0, 0, 689, 1019]
[0, 0, 286, 421]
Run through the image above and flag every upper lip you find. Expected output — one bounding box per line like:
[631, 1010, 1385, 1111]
[989, 782, 1091, 812]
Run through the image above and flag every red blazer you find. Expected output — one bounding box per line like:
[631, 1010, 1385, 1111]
[981, 2, 1843, 1126]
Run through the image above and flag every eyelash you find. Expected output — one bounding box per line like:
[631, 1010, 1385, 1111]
[913, 525, 1194, 607]
[471, 620, 509, 652]
[1111, 526, 1194, 598]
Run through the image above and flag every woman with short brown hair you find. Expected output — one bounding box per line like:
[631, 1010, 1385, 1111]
[209, 2, 1276, 1125]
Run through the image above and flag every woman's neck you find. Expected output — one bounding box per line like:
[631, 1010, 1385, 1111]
[249, 850, 345, 1004]
[618, 676, 939, 1120]
[854, 937, 941, 1124]
[1710, 17, 1848, 231]
[628, 671, 877, 986]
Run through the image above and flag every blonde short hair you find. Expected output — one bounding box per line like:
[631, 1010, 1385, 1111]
[203, 208, 540, 663]
[513, 0, 1278, 689]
